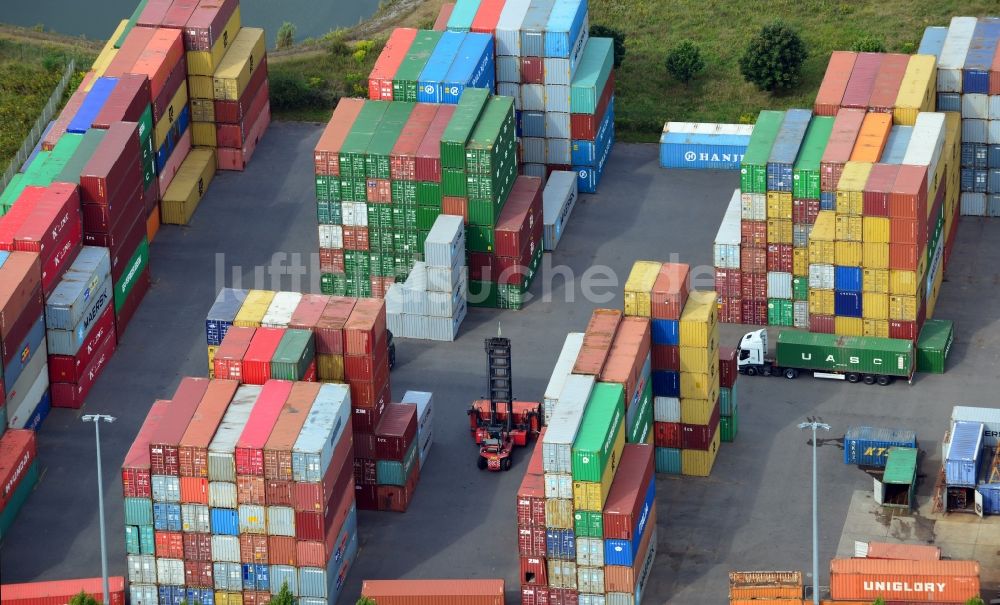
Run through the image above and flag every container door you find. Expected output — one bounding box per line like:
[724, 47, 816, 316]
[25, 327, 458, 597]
[873, 477, 884, 505]
[975, 489, 984, 517]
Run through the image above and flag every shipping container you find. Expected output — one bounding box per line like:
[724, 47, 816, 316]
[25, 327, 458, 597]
[572, 382, 625, 482]
[774, 330, 914, 378]
[829, 558, 980, 602]
[292, 383, 352, 482]
[814, 51, 857, 116]
[938, 17, 977, 93]
[659, 123, 753, 171]
[820, 109, 867, 192]
[946, 420, 984, 486]
[207, 385, 262, 482]
[369, 28, 418, 101]
[767, 109, 812, 192]
[843, 426, 917, 467]
[741, 111, 785, 193]
[0, 578, 127, 605]
[361, 579, 505, 604]
[542, 374, 594, 474]
[793, 116, 835, 199]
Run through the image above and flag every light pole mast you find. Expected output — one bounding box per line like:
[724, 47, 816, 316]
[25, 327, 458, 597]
[798, 418, 831, 605]
[83, 414, 116, 605]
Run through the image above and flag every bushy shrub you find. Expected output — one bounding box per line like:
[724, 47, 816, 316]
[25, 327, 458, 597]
[739, 21, 808, 92]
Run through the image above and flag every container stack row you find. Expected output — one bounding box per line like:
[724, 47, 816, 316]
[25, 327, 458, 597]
[0, 249, 48, 431]
[121, 377, 358, 605]
[386, 215, 468, 340]
[353, 401, 421, 512]
[949, 406, 1000, 515]
[917, 17, 1000, 216]
[0, 429, 39, 539]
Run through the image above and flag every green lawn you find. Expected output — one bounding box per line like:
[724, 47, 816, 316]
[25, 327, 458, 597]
[592, 0, 997, 141]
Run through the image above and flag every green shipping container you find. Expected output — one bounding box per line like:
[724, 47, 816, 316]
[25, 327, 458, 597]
[391, 180, 418, 205]
[774, 330, 914, 377]
[767, 298, 794, 327]
[366, 102, 416, 179]
[626, 381, 653, 444]
[916, 319, 953, 374]
[740, 110, 785, 194]
[440, 88, 490, 170]
[792, 277, 809, 301]
[117, 0, 149, 48]
[317, 199, 342, 225]
[441, 168, 468, 197]
[465, 96, 516, 175]
[0, 462, 39, 540]
[570, 38, 614, 114]
[55, 129, 106, 184]
[574, 510, 603, 539]
[416, 206, 440, 230]
[1, 174, 25, 213]
[445, 0, 482, 31]
[271, 329, 315, 380]
[468, 279, 499, 308]
[468, 197, 500, 226]
[125, 524, 155, 555]
[321, 273, 348, 295]
[368, 204, 393, 230]
[376, 440, 419, 486]
[654, 447, 682, 475]
[339, 101, 390, 179]
[466, 224, 494, 253]
[792, 116, 835, 199]
[392, 205, 417, 230]
[720, 407, 738, 443]
[124, 497, 154, 526]
[369, 252, 396, 277]
[114, 237, 149, 314]
[416, 181, 442, 207]
[393, 31, 443, 102]
[719, 385, 737, 416]
[571, 382, 626, 482]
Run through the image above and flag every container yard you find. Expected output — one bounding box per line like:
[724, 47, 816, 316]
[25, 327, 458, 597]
[4, 1, 1000, 605]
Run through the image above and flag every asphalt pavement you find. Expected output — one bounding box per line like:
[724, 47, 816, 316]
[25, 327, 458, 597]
[3, 121, 999, 603]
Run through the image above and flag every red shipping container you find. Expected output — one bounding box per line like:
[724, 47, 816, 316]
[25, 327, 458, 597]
[603, 444, 654, 542]
[214, 326, 255, 381]
[471, 0, 505, 33]
[792, 198, 821, 224]
[183, 532, 212, 561]
[713, 268, 740, 298]
[651, 344, 680, 372]
[184, 560, 213, 588]
[867, 53, 910, 113]
[518, 526, 547, 557]
[178, 379, 239, 477]
[293, 420, 354, 513]
[106, 27, 156, 74]
[442, 196, 468, 223]
[828, 559, 980, 603]
[600, 318, 652, 408]
[47, 304, 115, 384]
[820, 108, 866, 191]
[374, 403, 417, 461]
[54, 334, 117, 409]
[267, 535, 295, 566]
[0, 577, 126, 605]
[414, 104, 457, 182]
[521, 57, 544, 84]
[136, 0, 172, 27]
[158, 129, 192, 193]
[314, 98, 365, 176]
[342, 226, 370, 251]
[345, 298, 387, 356]
[682, 405, 721, 450]
[572, 309, 622, 375]
[216, 101, 270, 172]
[889, 243, 921, 272]
[741, 271, 767, 301]
[889, 166, 928, 220]
[890, 217, 925, 247]
[216, 81, 270, 148]
[297, 481, 356, 566]
[740, 220, 767, 247]
[237, 475, 266, 505]
[814, 51, 857, 116]
[520, 556, 547, 586]
[354, 457, 378, 486]
[0, 189, 41, 248]
[183, 0, 239, 51]
[571, 71, 615, 140]
[239, 533, 269, 564]
[319, 248, 345, 274]
[390, 103, 438, 181]
[654, 421, 682, 448]
[155, 531, 184, 559]
[121, 399, 170, 498]
[265, 479, 293, 507]
[263, 382, 320, 481]
[235, 379, 294, 476]
[0, 429, 37, 511]
[604, 507, 657, 593]
[766, 244, 793, 273]
[516, 473, 546, 529]
[131, 28, 185, 100]
[492, 240, 538, 287]
[719, 346, 738, 389]
[148, 378, 211, 476]
[717, 296, 743, 324]
[810, 314, 835, 334]
[242, 592, 270, 605]
[151, 58, 188, 123]
[432, 3, 454, 30]
[93, 74, 152, 129]
[179, 476, 208, 504]
[370, 276, 395, 299]
[863, 163, 900, 217]
[651, 263, 689, 320]
[739, 247, 765, 276]
[241, 328, 285, 385]
[0, 251, 43, 354]
[889, 319, 919, 341]
[11, 184, 83, 296]
[314, 297, 355, 355]
[355, 483, 378, 510]
[80, 121, 142, 206]
[840, 52, 883, 109]
[348, 356, 390, 406]
[521, 586, 551, 605]
[295, 459, 353, 540]
[80, 181, 144, 234]
[741, 299, 768, 326]
[495, 176, 543, 258]
[215, 58, 269, 124]
[367, 28, 418, 100]
[89, 205, 146, 281]
[376, 460, 419, 512]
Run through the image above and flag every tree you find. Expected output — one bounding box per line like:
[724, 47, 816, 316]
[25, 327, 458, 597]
[268, 581, 296, 605]
[739, 21, 808, 92]
[590, 25, 626, 68]
[276, 22, 296, 51]
[964, 598, 985, 605]
[665, 40, 705, 84]
[852, 35, 886, 53]
[69, 591, 99, 605]
[872, 598, 886, 605]
[356, 598, 378, 605]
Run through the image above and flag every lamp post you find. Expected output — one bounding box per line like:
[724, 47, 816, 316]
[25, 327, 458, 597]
[83, 414, 116, 605]
[798, 419, 831, 605]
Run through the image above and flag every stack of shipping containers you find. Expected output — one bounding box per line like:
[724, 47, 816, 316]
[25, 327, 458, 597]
[354, 401, 421, 512]
[949, 406, 1000, 514]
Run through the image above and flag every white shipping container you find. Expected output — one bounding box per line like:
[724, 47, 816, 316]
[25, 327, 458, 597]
[961, 192, 986, 216]
[952, 405, 1000, 447]
[902, 112, 946, 202]
[386, 311, 404, 338]
[576, 538, 605, 567]
[990, 97, 1000, 120]
[546, 111, 571, 140]
[211, 535, 241, 563]
[543, 170, 578, 252]
[267, 506, 295, 537]
[385, 283, 404, 314]
[181, 504, 210, 533]
[522, 84, 545, 112]
[424, 215, 465, 267]
[5, 361, 48, 430]
[577, 566, 606, 594]
[542, 331, 585, 422]
[402, 263, 428, 316]
[239, 505, 266, 534]
[208, 481, 237, 508]
[809, 264, 835, 290]
[965, 118, 988, 144]
[156, 558, 185, 586]
[495, 0, 532, 55]
[497, 56, 521, 83]
[426, 301, 466, 341]
[151, 475, 180, 503]
[579, 595, 606, 605]
[654, 396, 681, 423]
[544, 472, 574, 499]
[261, 291, 302, 328]
[987, 120, 1000, 145]
[498, 82, 521, 110]
[544, 57, 572, 86]
[522, 137, 546, 164]
[665, 122, 754, 136]
[714, 189, 742, 269]
[213, 562, 242, 592]
[391, 313, 430, 340]
[208, 385, 261, 482]
[767, 271, 792, 299]
[317, 225, 343, 249]
[741, 192, 766, 221]
[936, 17, 976, 93]
[545, 84, 571, 113]
[130, 584, 158, 605]
[341, 201, 368, 227]
[426, 280, 466, 318]
[292, 383, 351, 482]
[794, 301, 810, 329]
[963, 94, 989, 120]
[427, 265, 465, 293]
[127, 555, 157, 585]
[401, 390, 433, 456]
[543, 374, 595, 473]
[547, 138, 571, 164]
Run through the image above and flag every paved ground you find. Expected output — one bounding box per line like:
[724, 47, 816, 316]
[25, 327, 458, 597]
[3, 122, 1000, 603]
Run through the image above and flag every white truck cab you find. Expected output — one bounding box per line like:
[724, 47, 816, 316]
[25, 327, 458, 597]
[737, 329, 768, 369]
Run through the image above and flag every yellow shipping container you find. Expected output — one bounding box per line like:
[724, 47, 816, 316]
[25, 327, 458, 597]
[767, 191, 793, 220]
[809, 241, 835, 265]
[862, 217, 890, 243]
[893, 54, 937, 125]
[810, 211, 836, 240]
[187, 6, 243, 76]
[767, 219, 793, 244]
[624, 260, 662, 317]
[190, 98, 216, 122]
[679, 342, 718, 374]
[316, 353, 345, 382]
[215, 593, 243, 605]
[793, 248, 809, 276]
[862, 242, 889, 269]
[154, 83, 190, 148]
[835, 162, 872, 216]
[863, 319, 889, 338]
[835, 215, 863, 242]
[889, 295, 919, 321]
[162, 148, 216, 225]
[545, 497, 574, 529]
[835, 241, 863, 267]
[87, 20, 128, 89]
[680, 398, 716, 425]
[809, 289, 834, 315]
[835, 316, 864, 337]
[681, 432, 720, 477]
[234, 290, 275, 327]
[572, 443, 618, 511]
[214, 27, 266, 101]
[680, 366, 719, 401]
[207, 345, 218, 378]
[679, 291, 718, 347]
[862, 292, 889, 320]
[889, 270, 920, 296]
[862, 268, 889, 293]
[192, 122, 218, 147]
[189, 75, 215, 99]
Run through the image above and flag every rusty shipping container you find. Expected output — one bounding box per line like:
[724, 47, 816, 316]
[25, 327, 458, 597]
[572, 308, 622, 375]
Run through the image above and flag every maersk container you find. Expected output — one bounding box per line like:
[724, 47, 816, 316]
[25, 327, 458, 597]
[774, 330, 914, 378]
[519, 0, 555, 57]
[918, 26, 948, 56]
[446, 0, 482, 32]
[543, 374, 595, 474]
[937, 17, 976, 93]
[417, 31, 465, 103]
[44, 247, 112, 330]
[792, 116, 834, 199]
[544, 0, 586, 58]
[740, 111, 785, 194]
[946, 421, 984, 486]
[659, 122, 753, 170]
[881, 126, 913, 165]
[495, 0, 531, 56]
[571, 38, 613, 114]
[767, 108, 812, 192]
[843, 426, 917, 467]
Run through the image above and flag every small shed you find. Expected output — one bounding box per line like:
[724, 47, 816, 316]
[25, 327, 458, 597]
[874, 447, 917, 510]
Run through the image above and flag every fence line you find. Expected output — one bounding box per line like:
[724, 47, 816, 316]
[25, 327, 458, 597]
[0, 58, 76, 195]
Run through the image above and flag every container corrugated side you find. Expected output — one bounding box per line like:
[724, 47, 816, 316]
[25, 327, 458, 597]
[292, 383, 351, 482]
[714, 189, 741, 269]
[936, 17, 977, 93]
[543, 332, 585, 420]
[494, 0, 531, 56]
[207, 385, 261, 482]
[792, 116, 835, 199]
[361, 579, 505, 603]
[542, 374, 595, 474]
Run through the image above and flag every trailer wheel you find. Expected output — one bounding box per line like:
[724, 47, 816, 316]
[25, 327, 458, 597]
[863, 374, 876, 385]
[502, 458, 512, 471]
[477, 456, 487, 470]
[784, 368, 798, 380]
[877, 375, 892, 386]
[746, 367, 758, 377]
[846, 373, 860, 383]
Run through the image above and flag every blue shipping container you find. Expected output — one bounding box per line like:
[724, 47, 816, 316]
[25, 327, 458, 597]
[766, 108, 812, 192]
[521, 111, 545, 138]
[962, 142, 988, 169]
[834, 266, 863, 293]
[158, 586, 185, 605]
[243, 563, 270, 591]
[543, 0, 586, 58]
[651, 370, 679, 398]
[210, 508, 240, 535]
[205, 288, 249, 346]
[918, 26, 948, 56]
[989, 169, 1000, 194]
[153, 503, 182, 531]
[441, 33, 494, 105]
[21, 389, 51, 432]
[979, 483, 1000, 515]
[155, 105, 191, 172]
[19, 121, 55, 174]
[186, 588, 215, 605]
[68, 77, 119, 134]
[834, 290, 862, 317]
[604, 479, 655, 566]
[989, 145, 1000, 169]
[651, 319, 679, 346]
[962, 168, 988, 193]
[962, 21, 1000, 95]
[659, 127, 752, 170]
[546, 528, 576, 560]
[946, 421, 984, 487]
[937, 93, 961, 113]
[882, 127, 914, 165]
[844, 426, 918, 467]
[417, 31, 465, 104]
[820, 191, 836, 211]
[575, 116, 615, 194]
[571, 98, 615, 166]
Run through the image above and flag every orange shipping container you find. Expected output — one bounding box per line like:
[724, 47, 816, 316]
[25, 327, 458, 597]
[729, 571, 803, 600]
[650, 263, 690, 320]
[864, 542, 941, 561]
[829, 558, 980, 603]
[104, 28, 156, 78]
[572, 309, 622, 375]
[155, 531, 184, 559]
[368, 28, 418, 100]
[314, 99, 366, 176]
[180, 476, 208, 504]
[849, 113, 892, 163]
[131, 28, 185, 100]
[360, 579, 505, 604]
[0, 578, 126, 605]
[239, 534, 268, 564]
[599, 317, 652, 409]
[262, 382, 320, 481]
[814, 51, 858, 116]
[178, 379, 240, 477]
[267, 536, 296, 566]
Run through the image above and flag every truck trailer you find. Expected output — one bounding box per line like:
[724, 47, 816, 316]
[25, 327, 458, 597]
[737, 329, 915, 385]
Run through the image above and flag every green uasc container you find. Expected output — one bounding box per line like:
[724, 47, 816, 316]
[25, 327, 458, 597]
[368, 204, 393, 230]
[720, 406, 739, 443]
[774, 330, 914, 377]
[416, 182, 442, 207]
[55, 129, 106, 184]
[440, 87, 490, 170]
[0, 462, 39, 540]
[570, 38, 614, 114]
[916, 319, 953, 374]
[393, 31, 443, 102]
[626, 381, 653, 444]
[740, 110, 784, 194]
[574, 510, 603, 538]
[114, 237, 150, 313]
[366, 102, 415, 179]
[376, 440, 419, 486]
[654, 447, 682, 475]
[392, 205, 417, 230]
[571, 382, 626, 482]
[468, 279, 499, 308]
[767, 298, 793, 327]
[271, 329, 315, 380]
[339, 101, 390, 179]
[792, 116, 835, 199]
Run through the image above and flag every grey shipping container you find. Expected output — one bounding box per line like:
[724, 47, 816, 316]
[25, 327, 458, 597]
[270, 565, 299, 596]
[545, 83, 571, 113]
[522, 137, 546, 164]
[45, 275, 112, 355]
[937, 93, 961, 112]
[181, 503, 210, 533]
[546, 111, 571, 139]
[292, 383, 351, 482]
[495, 0, 532, 56]
[43, 246, 111, 330]
[205, 288, 249, 346]
[547, 138, 571, 164]
[213, 562, 242, 592]
[522, 111, 546, 138]
[498, 82, 521, 110]
[523, 163, 546, 178]
[211, 535, 241, 562]
[522, 84, 545, 112]
[767, 108, 813, 192]
[542, 170, 578, 251]
[209, 481, 237, 508]
[267, 506, 296, 537]
[207, 385, 261, 482]
[519, 0, 556, 58]
[497, 56, 520, 83]
[964, 118, 987, 143]
[151, 475, 180, 503]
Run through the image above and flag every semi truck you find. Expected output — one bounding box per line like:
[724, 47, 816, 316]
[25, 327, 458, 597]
[737, 329, 915, 385]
